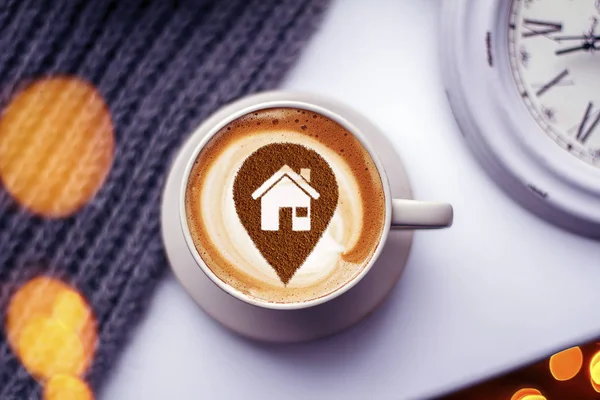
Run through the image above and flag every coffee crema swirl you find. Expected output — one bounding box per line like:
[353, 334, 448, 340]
[185, 107, 385, 304]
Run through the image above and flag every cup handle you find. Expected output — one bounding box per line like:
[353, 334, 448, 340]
[391, 199, 453, 229]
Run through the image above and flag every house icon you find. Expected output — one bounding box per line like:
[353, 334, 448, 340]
[251, 165, 320, 231]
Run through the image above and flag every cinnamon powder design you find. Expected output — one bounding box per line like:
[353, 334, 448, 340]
[233, 143, 338, 284]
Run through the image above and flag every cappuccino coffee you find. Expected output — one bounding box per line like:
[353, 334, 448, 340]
[185, 107, 386, 304]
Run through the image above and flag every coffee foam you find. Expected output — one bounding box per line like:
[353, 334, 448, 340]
[185, 108, 385, 304]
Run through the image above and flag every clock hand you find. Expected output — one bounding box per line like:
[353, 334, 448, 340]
[554, 35, 600, 41]
[555, 19, 599, 44]
[555, 42, 596, 55]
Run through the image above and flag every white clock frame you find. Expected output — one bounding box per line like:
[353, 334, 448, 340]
[441, 0, 600, 238]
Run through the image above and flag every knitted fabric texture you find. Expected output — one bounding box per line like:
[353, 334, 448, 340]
[0, 0, 329, 398]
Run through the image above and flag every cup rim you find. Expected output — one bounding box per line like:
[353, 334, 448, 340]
[178, 91, 392, 311]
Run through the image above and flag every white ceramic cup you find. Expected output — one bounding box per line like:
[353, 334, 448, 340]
[174, 92, 453, 312]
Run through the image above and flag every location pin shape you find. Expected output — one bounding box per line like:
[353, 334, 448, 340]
[233, 143, 339, 284]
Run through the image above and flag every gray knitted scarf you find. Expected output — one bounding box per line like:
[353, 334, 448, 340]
[0, 0, 329, 398]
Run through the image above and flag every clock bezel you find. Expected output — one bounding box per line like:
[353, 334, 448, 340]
[441, 0, 600, 238]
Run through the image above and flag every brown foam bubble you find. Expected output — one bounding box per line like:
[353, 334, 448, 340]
[185, 107, 386, 304]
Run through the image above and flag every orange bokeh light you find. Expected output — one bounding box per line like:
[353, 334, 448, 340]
[17, 316, 85, 378]
[0, 76, 114, 217]
[549, 346, 583, 381]
[44, 374, 93, 400]
[589, 351, 600, 393]
[511, 388, 546, 400]
[5, 277, 97, 380]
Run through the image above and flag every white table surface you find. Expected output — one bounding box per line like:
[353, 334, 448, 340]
[100, 1, 600, 399]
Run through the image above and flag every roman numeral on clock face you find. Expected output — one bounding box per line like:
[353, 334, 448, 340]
[576, 102, 600, 143]
[535, 69, 570, 97]
[522, 19, 562, 38]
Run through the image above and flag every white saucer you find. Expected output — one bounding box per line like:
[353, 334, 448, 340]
[161, 92, 414, 343]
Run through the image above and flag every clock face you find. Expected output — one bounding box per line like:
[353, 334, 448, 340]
[508, 0, 600, 168]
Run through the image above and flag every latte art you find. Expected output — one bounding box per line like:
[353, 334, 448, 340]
[233, 143, 340, 285]
[185, 108, 385, 304]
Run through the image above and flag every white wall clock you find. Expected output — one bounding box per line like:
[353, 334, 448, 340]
[441, 0, 600, 238]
